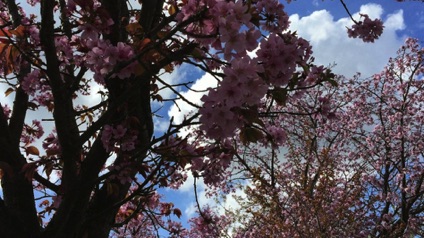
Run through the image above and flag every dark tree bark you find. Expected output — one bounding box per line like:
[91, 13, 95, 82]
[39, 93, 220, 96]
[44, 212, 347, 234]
[0, 1, 41, 237]
[77, 1, 163, 236]
[0, 0, 191, 237]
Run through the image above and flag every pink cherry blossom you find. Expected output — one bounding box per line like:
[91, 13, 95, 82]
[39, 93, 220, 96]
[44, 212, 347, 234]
[21, 69, 42, 95]
[347, 14, 384, 43]
[21, 120, 44, 144]
[1, 104, 11, 120]
[43, 130, 62, 156]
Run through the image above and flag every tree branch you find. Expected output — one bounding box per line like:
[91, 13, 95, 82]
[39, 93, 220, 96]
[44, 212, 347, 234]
[40, 0, 81, 187]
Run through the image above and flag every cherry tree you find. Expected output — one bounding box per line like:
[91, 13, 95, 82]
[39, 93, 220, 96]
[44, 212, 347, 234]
[206, 75, 366, 238]
[212, 38, 424, 237]
[0, 0, 386, 237]
[346, 38, 424, 237]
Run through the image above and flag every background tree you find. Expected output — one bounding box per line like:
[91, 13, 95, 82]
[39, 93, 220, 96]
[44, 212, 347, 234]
[213, 38, 424, 238]
[0, 0, 387, 237]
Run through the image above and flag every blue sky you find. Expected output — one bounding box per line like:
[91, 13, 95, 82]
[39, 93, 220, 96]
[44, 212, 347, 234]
[285, 0, 423, 39]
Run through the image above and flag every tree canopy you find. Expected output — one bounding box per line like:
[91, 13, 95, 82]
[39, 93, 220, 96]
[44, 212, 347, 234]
[0, 0, 421, 238]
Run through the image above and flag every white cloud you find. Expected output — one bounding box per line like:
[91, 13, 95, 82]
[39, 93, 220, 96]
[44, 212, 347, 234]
[162, 72, 219, 137]
[183, 178, 248, 218]
[152, 65, 208, 134]
[289, 11, 337, 43]
[178, 171, 198, 193]
[385, 10, 405, 30]
[155, 66, 188, 104]
[0, 84, 14, 107]
[78, 81, 105, 104]
[184, 190, 209, 217]
[167, 72, 217, 124]
[289, 3, 405, 77]
[357, 3, 384, 20]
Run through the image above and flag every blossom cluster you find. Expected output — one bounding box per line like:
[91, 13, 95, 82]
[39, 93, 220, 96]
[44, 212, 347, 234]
[186, 206, 231, 237]
[42, 130, 61, 157]
[1, 104, 11, 120]
[107, 161, 134, 184]
[154, 135, 234, 189]
[177, 0, 321, 140]
[21, 120, 44, 145]
[68, 0, 114, 36]
[178, 0, 259, 59]
[101, 124, 138, 152]
[199, 56, 267, 139]
[347, 14, 384, 43]
[199, 32, 315, 140]
[177, 0, 290, 62]
[84, 40, 138, 84]
[113, 191, 188, 237]
[21, 69, 54, 108]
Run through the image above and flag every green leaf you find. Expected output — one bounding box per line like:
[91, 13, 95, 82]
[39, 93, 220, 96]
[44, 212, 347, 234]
[327, 78, 338, 87]
[288, 73, 300, 90]
[272, 88, 288, 106]
[240, 127, 263, 145]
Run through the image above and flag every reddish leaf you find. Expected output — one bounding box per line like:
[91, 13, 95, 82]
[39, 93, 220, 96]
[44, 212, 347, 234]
[138, 163, 150, 179]
[138, 38, 151, 51]
[159, 177, 168, 187]
[3, 44, 14, 75]
[156, 30, 168, 39]
[21, 162, 38, 181]
[189, 47, 204, 59]
[237, 107, 264, 127]
[10, 45, 20, 61]
[125, 22, 143, 35]
[39, 199, 50, 208]
[9, 25, 26, 38]
[0, 38, 10, 44]
[173, 208, 182, 218]
[0, 29, 12, 37]
[164, 63, 174, 73]
[168, 4, 177, 15]
[106, 182, 119, 196]
[87, 114, 93, 123]
[26, 145, 40, 156]
[43, 162, 53, 179]
[27, 102, 39, 110]
[152, 94, 163, 102]
[134, 63, 146, 76]
[46, 101, 55, 112]
[0, 42, 9, 55]
[4, 87, 14, 97]
[150, 83, 159, 93]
